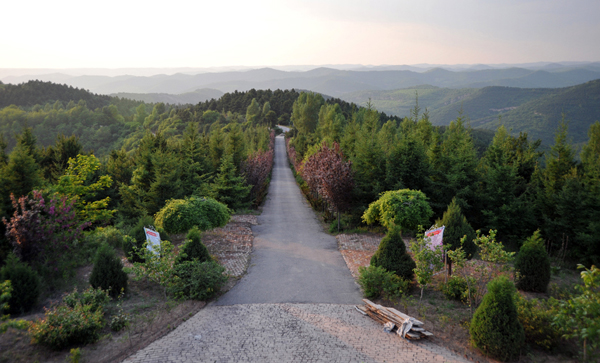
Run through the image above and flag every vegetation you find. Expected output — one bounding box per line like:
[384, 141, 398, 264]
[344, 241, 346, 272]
[515, 230, 551, 292]
[358, 265, 411, 300]
[470, 275, 525, 361]
[369, 227, 416, 281]
[89, 244, 128, 298]
[155, 196, 230, 234]
[0, 254, 40, 315]
[175, 227, 211, 264]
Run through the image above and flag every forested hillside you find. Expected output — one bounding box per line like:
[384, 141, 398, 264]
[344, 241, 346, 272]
[285, 92, 600, 267]
[341, 81, 600, 146]
[112, 88, 224, 105]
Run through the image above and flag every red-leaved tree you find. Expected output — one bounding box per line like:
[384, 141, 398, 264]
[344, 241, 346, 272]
[315, 143, 353, 231]
[242, 149, 274, 207]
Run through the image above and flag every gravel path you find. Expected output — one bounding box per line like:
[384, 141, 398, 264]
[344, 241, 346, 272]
[123, 136, 470, 363]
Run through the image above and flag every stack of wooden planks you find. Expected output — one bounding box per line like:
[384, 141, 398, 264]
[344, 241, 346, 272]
[355, 299, 433, 340]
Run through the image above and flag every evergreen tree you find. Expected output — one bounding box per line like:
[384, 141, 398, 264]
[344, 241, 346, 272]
[89, 244, 128, 297]
[246, 98, 261, 125]
[515, 230, 551, 292]
[370, 227, 416, 280]
[176, 226, 211, 264]
[210, 154, 251, 210]
[436, 198, 476, 276]
[291, 92, 324, 135]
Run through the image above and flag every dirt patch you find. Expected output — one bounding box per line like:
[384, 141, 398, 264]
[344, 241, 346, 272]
[0, 214, 256, 363]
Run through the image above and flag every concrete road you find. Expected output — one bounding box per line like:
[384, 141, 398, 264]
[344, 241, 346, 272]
[216, 135, 361, 305]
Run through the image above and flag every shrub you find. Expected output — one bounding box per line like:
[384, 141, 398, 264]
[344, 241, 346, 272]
[29, 303, 104, 350]
[470, 275, 525, 361]
[0, 280, 11, 319]
[358, 265, 411, 300]
[436, 197, 476, 258]
[89, 244, 128, 298]
[441, 276, 469, 302]
[0, 254, 40, 315]
[176, 227, 211, 264]
[514, 293, 561, 350]
[63, 287, 110, 313]
[124, 215, 170, 263]
[155, 196, 230, 234]
[86, 226, 125, 249]
[515, 230, 551, 292]
[169, 260, 227, 300]
[370, 227, 416, 281]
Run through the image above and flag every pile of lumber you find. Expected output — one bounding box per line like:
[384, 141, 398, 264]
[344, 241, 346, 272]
[355, 299, 433, 340]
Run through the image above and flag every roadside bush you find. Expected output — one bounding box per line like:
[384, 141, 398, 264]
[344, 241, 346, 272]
[0, 280, 11, 319]
[29, 303, 104, 350]
[515, 230, 551, 292]
[0, 254, 40, 315]
[124, 215, 170, 263]
[63, 287, 110, 313]
[514, 293, 561, 350]
[155, 196, 230, 234]
[175, 227, 211, 264]
[89, 244, 128, 297]
[169, 260, 227, 300]
[441, 276, 469, 302]
[370, 227, 416, 281]
[358, 265, 411, 300]
[470, 275, 525, 361]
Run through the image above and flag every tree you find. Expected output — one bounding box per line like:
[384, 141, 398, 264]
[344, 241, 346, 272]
[514, 230, 551, 292]
[210, 154, 251, 210]
[246, 98, 261, 125]
[370, 227, 416, 281]
[3, 143, 42, 200]
[362, 189, 433, 233]
[470, 275, 525, 361]
[89, 244, 128, 298]
[290, 92, 324, 134]
[435, 197, 476, 276]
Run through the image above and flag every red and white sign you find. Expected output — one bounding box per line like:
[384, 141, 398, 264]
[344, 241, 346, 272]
[425, 226, 445, 251]
[144, 227, 161, 254]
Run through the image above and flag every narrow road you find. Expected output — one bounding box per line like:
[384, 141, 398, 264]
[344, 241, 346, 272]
[216, 135, 361, 305]
[124, 135, 469, 363]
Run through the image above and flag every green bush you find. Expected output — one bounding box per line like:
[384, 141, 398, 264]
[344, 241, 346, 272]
[89, 244, 128, 298]
[1, 280, 11, 319]
[515, 230, 551, 292]
[63, 287, 110, 313]
[176, 227, 211, 264]
[514, 293, 561, 350]
[169, 260, 227, 300]
[470, 275, 525, 361]
[29, 303, 104, 350]
[370, 228, 416, 281]
[124, 216, 170, 263]
[441, 276, 469, 302]
[0, 254, 40, 315]
[436, 197, 476, 257]
[155, 196, 231, 234]
[86, 226, 125, 249]
[358, 265, 411, 300]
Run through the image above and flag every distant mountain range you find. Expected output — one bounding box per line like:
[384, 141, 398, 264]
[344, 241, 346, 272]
[342, 80, 600, 146]
[3, 62, 600, 97]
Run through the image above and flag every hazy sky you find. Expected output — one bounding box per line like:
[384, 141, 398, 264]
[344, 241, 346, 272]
[2, 0, 599, 68]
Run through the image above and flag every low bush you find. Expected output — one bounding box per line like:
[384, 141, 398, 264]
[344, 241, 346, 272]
[470, 275, 525, 361]
[441, 276, 469, 302]
[29, 303, 104, 350]
[63, 287, 110, 313]
[514, 293, 561, 350]
[155, 196, 230, 234]
[0, 280, 11, 319]
[370, 227, 416, 281]
[169, 260, 227, 300]
[86, 226, 125, 250]
[0, 254, 40, 315]
[175, 227, 211, 264]
[358, 265, 411, 300]
[515, 230, 551, 292]
[89, 244, 128, 297]
[124, 216, 170, 263]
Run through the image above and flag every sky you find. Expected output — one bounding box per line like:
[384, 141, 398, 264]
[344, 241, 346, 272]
[2, 0, 600, 69]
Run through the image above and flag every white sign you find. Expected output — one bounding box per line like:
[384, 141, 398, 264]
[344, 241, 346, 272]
[425, 226, 445, 251]
[144, 227, 161, 254]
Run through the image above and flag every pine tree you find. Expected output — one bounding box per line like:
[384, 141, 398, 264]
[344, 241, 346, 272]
[515, 230, 551, 292]
[210, 154, 251, 210]
[370, 227, 416, 280]
[89, 244, 128, 297]
[436, 198, 476, 276]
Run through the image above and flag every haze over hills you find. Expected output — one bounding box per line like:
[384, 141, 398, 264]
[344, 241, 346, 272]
[2, 62, 600, 97]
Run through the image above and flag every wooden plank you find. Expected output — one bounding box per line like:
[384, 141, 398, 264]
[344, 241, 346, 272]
[355, 305, 367, 315]
[410, 327, 425, 332]
[404, 331, 422, 339]
[387, 307, 424, 326]
[421, 331, 434, 336]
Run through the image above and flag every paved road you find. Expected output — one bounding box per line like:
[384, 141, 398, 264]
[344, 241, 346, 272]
[216, 135, 361, 305]
[124, 136, 469, 363]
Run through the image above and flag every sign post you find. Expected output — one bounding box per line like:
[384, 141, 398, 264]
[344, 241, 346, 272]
[143, 227, 161, 256]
